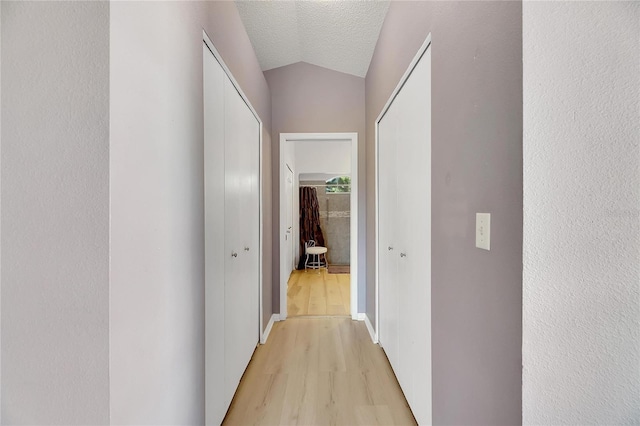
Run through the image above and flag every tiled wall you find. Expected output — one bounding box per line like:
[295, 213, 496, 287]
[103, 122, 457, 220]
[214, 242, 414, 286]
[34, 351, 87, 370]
[301, 181, 351, 265]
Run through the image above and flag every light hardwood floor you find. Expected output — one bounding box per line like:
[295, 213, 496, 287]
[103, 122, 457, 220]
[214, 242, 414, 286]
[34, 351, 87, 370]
[287, 270, 350, 317]
[223, 317, 416, 425]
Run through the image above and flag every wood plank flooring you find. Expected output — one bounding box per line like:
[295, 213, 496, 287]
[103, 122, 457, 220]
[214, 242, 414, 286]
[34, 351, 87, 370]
[223, 317, 416, 426]
[287, 270, 350, 317]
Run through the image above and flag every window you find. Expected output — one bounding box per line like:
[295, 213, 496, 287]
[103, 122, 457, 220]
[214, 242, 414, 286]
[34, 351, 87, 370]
[325, 176, 351, 193]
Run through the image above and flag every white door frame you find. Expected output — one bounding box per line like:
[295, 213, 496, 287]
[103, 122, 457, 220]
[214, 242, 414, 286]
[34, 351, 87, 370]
[203, 30, 264, 343]
[279, 132, 358, 320]
[375, 34, 432, 344]
[285, 164, 295, 271]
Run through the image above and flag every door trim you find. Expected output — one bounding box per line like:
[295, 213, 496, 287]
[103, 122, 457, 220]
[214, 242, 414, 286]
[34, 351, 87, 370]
[375, 33, 432, 344]
[285, 164, 294, 272]
[279, 132, 359, 321]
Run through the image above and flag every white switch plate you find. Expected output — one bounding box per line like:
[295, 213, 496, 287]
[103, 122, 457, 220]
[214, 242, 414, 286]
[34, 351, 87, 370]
[476, 213, 491, 250]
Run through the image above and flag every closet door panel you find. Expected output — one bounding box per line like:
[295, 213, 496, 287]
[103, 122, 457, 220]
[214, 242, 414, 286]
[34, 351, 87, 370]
[205, 40, 262, 425]
[378, 101, 400, 373]
[237, 93, 260, 370]
[224, 76, 260, 407]
[377, 42, 432, 425]
[393, 85, 414, 402]
[405, 47, 432, 424]
[223, 75, 245, 406]
[203, 43, 226, 425]
[246, 111, 260, 350]
[395, 46, 432, 424]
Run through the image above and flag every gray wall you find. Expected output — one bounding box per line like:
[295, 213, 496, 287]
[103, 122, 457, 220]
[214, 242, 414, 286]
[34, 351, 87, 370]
[1, 2, 110, 424]
[110, 2, 271, 424]
[1, 0, 3, 417]
[265, 61, 366, 312]
[365, 2, 522, 424]
[300, 181, 351, 265]
[523, 2, 640, 423]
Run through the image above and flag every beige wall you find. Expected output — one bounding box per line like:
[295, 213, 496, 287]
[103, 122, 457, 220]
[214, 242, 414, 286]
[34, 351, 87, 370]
[110, 2, 271, 423]
[265, 62, 366, 312]
[365, 2, 522, 424]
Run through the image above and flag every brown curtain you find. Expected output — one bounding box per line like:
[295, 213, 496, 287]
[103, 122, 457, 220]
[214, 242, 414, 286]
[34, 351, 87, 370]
[298, 186, 326, 269]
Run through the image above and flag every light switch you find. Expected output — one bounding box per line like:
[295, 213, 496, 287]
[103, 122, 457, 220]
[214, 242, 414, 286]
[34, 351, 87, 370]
[476, 213, 491, 250]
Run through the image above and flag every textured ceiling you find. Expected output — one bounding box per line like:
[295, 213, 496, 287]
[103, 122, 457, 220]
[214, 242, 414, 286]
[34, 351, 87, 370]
[235, 1, 390, 78]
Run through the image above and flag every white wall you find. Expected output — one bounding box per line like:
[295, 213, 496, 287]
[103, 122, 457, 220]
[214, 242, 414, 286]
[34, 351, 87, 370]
[2, 1, 269, 423]
[110, 4, 204, 422]
[1, 2, 110, 424]
[110, 2, 271, 424]
[299, 173, 350, 181]
[295, 140, 351, 176]
[523, 2, 640, 424]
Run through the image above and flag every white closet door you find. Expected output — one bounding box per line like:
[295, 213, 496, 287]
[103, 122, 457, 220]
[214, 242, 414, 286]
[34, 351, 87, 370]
[223, 75, 246, 406]
[223, 75, 260, 407]
[378, 99, 400, 372]
[205, 39, 261, 425]
[394, 83, 413, 401]
[394, 46, 432, 424]
[246, 111, 260, 346]
[203, 43, 226, 425]
[236, 90, 260, 374]
[405, 47, 432, 424]
[377, 42, 432, 425]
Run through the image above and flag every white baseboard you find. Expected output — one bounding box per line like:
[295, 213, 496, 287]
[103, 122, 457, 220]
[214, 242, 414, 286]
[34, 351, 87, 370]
[357, 313, 378, 343]
[263, 313, 375, 344]
[260, 314, 279, 344]
[364, 315, 378, 343]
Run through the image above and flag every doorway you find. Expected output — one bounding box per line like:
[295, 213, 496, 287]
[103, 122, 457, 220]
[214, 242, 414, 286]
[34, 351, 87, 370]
[279, 133, 358, 320]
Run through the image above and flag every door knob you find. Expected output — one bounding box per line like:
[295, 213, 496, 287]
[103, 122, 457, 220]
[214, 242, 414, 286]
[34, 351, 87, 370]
[244, 247, 250, 251]
[400, 252, 407, 258]
[231, 252, 238, 258]
[388, 246, 394, 251]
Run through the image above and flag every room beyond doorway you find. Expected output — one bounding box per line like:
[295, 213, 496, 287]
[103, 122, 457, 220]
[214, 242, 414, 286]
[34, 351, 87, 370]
[279, 133, 358, 320]
[287, 269, 350, 317]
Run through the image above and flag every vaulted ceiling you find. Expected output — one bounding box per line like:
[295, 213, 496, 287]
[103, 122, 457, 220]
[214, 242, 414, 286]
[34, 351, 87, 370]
[235, 1, 390, 78]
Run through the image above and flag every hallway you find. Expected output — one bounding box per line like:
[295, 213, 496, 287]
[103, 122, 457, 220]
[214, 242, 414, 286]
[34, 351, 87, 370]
[287, 270, 351, 317]
[3, 1, 637, 424]
[223, 317, 416, 425]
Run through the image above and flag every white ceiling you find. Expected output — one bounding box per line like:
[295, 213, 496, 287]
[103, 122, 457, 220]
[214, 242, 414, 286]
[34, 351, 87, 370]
[235, 0, 390, 78]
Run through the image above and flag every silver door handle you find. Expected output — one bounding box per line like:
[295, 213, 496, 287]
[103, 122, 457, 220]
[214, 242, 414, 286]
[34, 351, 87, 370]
[388, 246, 394, 251]
[244, 247, 250, 251]
[400, 252, 407, 258]
[231, 252, 238, 258]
